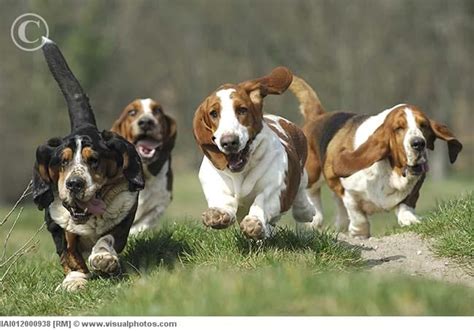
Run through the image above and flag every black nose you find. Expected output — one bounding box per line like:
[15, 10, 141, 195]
[66, 177, 86, 193]
[411, 137, 426, 151]
[138, 118, 155, 130]
[220, 134, 240, 152]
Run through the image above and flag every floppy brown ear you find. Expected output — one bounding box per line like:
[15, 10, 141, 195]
[239, 66, 293, 105]
[111, 110, 132, 142]
[428, 120, 462, 164]
[332, 125, 390, 178]
[102, 130, 144, 191]
[32, 138, 62, 210]
[192, 103, 227, 170]
[163, 113, 177, 152]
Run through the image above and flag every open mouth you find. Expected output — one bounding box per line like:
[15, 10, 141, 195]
[135, 137, 162, 160]
[404, 161, 429, 177]
[63, 193, 106, 224]
[226, 144, 250, 172]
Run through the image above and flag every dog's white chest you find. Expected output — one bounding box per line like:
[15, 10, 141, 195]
[134, 161, 172, 222]
[49, 190, 138, 238]
[340, 160, 418, 213]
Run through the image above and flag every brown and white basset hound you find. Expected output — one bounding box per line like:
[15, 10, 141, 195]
[289, 75, 463, 238]
[33, 38, 144, 291]
[193, 67, 318, 240]
[112, 98, 176, 234]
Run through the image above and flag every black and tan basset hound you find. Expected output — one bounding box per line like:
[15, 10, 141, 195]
[32, 38, 144, 291]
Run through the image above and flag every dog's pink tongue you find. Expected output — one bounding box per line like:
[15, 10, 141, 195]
[77, 198, 106, 216]
[136, 139, 161, 150]
[421, 162, 429, 173]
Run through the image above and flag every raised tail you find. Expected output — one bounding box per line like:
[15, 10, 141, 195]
[41, 37, 97, 131]
[288, 75, 324, 122]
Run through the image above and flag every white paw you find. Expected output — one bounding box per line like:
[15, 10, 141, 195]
[56, 271, 89, 292]
[89, 252, 120, 275]
[349, 223, 370, 239]
[310, 212, 324, 230]
[397, 211, 421, 227]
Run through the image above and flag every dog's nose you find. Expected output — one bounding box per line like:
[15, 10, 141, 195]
[410, 137, 426, 152]
[138, 118, 155, 131]
[66, 177, 86, 193]
[220, 134, 240, 152]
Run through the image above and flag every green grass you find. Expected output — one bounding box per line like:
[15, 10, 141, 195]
[409, 192, 473, 273]
[0, 175, 473, 315]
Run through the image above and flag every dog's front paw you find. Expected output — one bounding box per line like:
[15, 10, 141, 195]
[56, 271, 89, 292]
[89, 252, 120, 275]
[240, 215, 266, 240]
[202, 208, 235, 229]
[397, 211, 421, 227]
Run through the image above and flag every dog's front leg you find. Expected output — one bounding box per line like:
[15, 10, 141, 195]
[57, 231, 90, 292]
[88, 234, 121, 276]
[199, 160, 238, 229]
[240, 187, 281, 240]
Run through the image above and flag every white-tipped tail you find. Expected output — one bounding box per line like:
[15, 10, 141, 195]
[41, 36, 53, 44]
[289, 75, 324, 121]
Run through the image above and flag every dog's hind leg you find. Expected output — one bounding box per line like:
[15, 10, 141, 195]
[292, 171, 321, 233]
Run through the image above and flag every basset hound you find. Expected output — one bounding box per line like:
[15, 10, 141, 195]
[193, 67, 318, 240]
[289, 75, 463, 238]
[32, 38, 144, 291]
[112, 98, 176, 234]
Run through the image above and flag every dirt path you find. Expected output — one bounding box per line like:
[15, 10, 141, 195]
[338, 232, 473, 287]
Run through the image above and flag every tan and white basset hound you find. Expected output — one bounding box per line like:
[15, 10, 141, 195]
[112, 98, 176, 234]
[193, 67, 318, 240]
[289, 75, 463, 238]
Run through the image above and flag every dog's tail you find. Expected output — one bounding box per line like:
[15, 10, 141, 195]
[288, 75, 325, 122]
[41, 37, 97, 131]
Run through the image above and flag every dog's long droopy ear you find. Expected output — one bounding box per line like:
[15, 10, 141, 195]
[427, 120, 462, 163]
[163, 114, 177, 153]
[41, 37, 97, 131]
[32, 138, 62, 210]
[332, 125, 390, 178]
[239, 66, 293, 105]
[102, 131, 144, 191]
[192, 102, 227, 170]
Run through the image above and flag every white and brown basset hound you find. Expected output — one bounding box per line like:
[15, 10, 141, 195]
[193, 67, 318, 240]
[289, 75, 463, 238]
[112, 99, 176, 234]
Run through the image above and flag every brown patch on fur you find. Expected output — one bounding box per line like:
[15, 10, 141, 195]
[265, 117, 307, 212]
[193, 67, 293, 170]
[60, 231, 88, 274]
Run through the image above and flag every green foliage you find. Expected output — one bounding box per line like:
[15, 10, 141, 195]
[410, 192, 474, 273]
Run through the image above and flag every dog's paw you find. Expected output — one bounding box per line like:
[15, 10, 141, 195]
[349, 223, 370, 239]
[397, 211, 421, 227]
[240, 215, 266, 240]
[55, 271, 89, 292]
[202, 208, 235, 229]
[89, 252, 120, 275]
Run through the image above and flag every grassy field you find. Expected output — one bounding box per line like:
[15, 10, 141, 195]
[0, 174, 473, 315]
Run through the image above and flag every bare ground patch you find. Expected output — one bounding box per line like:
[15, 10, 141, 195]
[338, 232, 473, 287]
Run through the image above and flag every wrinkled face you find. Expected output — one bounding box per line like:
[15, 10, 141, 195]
[115, 98, 170, 161]
[385, 105, 434, 175]
[52, 134, 117, 222]
[198, 85, 263, 172]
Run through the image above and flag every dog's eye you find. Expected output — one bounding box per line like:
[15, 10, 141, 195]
[420, 122, 429, 130]
[209, 110, 218, 119]
[88, 156, 99, 169]
[395, 126, 404, 133]
[128, 109, 137, 117]
[152, 108, 162, 116]
[237, 107, 248, 115]
[61, 159, 69, 167]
